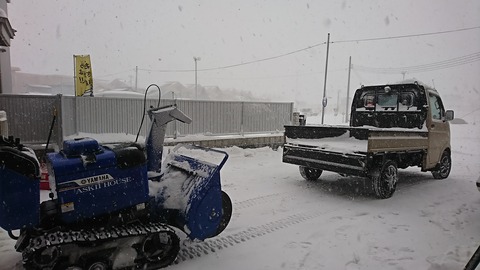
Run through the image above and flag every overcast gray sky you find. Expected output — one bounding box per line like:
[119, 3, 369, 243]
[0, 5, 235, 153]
[8, 0, 480, 112]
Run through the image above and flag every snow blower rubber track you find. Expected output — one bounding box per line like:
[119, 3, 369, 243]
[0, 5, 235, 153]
[20, 221, 180, 270]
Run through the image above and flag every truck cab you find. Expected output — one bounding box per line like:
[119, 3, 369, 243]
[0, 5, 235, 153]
[425, 90, 453, 173]
[350, 82, 453, 173]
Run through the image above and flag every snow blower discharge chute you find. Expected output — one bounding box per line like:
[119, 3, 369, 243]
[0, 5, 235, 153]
[0, 85, 233, 270]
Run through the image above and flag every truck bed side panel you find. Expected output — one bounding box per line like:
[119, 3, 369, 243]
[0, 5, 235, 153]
[368, 130, 428, 153]
[283, 145, 368, 176]
[283, 125, 369, 176]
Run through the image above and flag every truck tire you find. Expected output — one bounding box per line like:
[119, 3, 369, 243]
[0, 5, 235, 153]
[369, 160, 398, 199]
[299, 166, 322, 181]
[431, 151, 451, 179]
[87, 261, 108, 270]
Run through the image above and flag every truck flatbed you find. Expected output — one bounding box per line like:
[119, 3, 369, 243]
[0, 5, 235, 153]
[283, 125, 428, 176]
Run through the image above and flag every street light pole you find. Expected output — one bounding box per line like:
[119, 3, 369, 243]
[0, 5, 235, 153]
[193, 57, 201, 100]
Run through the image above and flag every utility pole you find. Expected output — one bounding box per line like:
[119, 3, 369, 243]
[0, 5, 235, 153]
[172, 91, 178, 139]
[135, 66, 138, 92]
[321, 33, 330, 125]
[194, 57, 201, 100]
[345, 56, 352, 123]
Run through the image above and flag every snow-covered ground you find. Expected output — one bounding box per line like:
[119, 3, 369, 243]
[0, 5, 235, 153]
[1, 112, 479, 270]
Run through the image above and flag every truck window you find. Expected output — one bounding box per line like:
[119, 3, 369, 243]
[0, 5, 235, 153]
[429, 93, 444, 120]
[398, 92, 416, 111]
[356, 92, 375, 111]
[364, 94, 375, 109]
[356, 90, 419, 112]
[376, 93, 398, 110]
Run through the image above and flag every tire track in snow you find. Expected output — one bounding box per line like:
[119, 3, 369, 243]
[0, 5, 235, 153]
[174, 208, 337, 263]
[232, 192, 287, 210]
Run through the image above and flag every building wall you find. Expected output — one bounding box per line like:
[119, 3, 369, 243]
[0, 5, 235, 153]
[1, 49, 13, 94]
[0, 0, 13, 94]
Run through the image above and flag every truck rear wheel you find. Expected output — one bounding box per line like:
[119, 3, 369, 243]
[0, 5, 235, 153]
[299, 166, 322, 181]
[369, 160, 398, 199]
[87, 261, 109, 270]
[431, 151, 451, 179]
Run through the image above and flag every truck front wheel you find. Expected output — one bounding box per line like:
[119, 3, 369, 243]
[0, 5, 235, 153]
[369, 160, 398, 199]
[431, 151, 451, 179]
[299, 166, 322, 181]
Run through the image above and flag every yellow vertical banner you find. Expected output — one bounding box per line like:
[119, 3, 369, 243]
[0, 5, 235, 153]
[74, 55, 93, 96]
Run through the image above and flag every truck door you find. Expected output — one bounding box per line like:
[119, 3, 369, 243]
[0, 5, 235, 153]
[426, 92, 450, 169]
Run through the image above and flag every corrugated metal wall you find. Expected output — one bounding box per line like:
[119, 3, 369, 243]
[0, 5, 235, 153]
[0, 95, 63, 146]
[0, 95, 293, 145]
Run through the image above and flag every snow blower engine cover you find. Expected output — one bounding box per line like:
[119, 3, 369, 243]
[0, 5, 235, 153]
[47, 138, 149, 224]
[0, 137, 40, 230]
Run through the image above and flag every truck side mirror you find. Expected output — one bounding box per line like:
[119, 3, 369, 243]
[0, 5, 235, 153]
[445, 110, 454, 121]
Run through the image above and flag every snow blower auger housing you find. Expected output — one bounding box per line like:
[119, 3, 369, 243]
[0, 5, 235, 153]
[0, 95, 232, 269]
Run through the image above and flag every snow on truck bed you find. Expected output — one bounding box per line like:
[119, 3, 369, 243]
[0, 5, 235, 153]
[285, 125, 428, 154]
[285, 131, 368, 154]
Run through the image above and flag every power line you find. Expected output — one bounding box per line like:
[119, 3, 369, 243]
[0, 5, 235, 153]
[460, 107, 480, 119]
[332, 26, 480, 44]
[96, 68, 134, 79]
[138, 26, 480, 73]
[355, 58, 479, 74]
[138, 68, 190, 73]
[353, 52, 480, 74]
[200, 43, 326, 71]
[202, 67, 348, 81]
[372, 57, 479, 73]
[140, 42, 326, 73]
[391, 52, 480, 71]
[354, 52, 480, 71]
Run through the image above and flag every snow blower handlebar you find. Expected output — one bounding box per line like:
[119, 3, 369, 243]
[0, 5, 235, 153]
[135, 84, 162, 143]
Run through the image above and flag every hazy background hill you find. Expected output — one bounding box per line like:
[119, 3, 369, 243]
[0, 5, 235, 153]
[11, 70, 261, 102]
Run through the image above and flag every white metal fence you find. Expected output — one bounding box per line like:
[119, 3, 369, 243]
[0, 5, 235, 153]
[0, 94, 294, 146]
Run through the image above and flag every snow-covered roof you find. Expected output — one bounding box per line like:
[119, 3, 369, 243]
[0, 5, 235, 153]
[94, 90, 144, 98]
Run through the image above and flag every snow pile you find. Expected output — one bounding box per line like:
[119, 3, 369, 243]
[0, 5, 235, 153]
[65, 132, 144, 144]
[171, 145, 228, 166]
[149, 169, 190, 210]
[149, 147, 223, 211]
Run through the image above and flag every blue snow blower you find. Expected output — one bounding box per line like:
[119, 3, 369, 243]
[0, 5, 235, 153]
[150, 144, 230, 240]
[0, 84, 232, 270]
